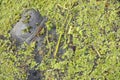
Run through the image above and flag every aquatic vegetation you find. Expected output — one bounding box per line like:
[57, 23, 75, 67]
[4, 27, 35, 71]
[0, 0, 120, 80]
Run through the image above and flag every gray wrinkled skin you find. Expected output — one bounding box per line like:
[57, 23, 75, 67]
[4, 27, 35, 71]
[10, 9, 43, 45]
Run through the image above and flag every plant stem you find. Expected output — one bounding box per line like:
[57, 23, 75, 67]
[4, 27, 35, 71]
[53, 33, 62, 57]
[53, 10, 70, 57]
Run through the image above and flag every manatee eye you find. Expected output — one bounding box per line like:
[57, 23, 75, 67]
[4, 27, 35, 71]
[22, 26, 32, 33]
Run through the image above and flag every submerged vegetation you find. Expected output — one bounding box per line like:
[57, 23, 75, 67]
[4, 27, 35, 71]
[0, 0, 120, 80]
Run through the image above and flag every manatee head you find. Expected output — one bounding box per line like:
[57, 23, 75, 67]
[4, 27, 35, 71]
[10, 9, 43, 45]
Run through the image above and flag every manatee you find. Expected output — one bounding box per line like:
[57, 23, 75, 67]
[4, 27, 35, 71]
[10, 9, 47, 80]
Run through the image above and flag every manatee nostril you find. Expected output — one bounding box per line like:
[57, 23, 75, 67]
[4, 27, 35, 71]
[22, 14, 31, 23]
[22, 26, 33, 33]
